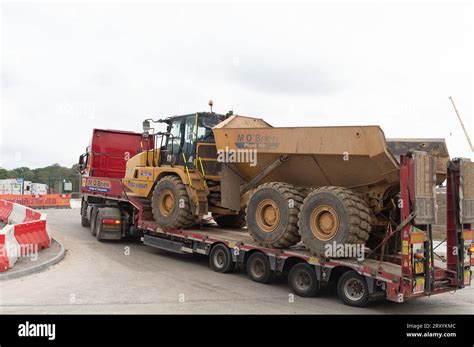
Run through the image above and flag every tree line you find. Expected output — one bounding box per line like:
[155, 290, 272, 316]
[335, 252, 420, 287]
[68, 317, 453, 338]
[0, 164, 81, 193]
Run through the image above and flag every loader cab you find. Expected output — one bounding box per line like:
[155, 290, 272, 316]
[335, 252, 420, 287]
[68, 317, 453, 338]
[158, 112, 224, 170]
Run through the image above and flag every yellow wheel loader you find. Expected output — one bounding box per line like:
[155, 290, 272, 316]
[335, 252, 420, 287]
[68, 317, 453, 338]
[122, 107, 450, 256]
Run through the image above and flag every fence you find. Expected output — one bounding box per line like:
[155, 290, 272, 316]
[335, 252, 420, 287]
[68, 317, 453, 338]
[0, 194, 71, 209]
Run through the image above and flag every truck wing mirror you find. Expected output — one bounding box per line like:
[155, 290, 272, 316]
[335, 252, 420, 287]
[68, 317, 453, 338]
[78, 154, 85, 166]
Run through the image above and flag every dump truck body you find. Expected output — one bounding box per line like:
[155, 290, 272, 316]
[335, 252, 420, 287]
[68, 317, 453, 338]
[213, 122, 401, 213]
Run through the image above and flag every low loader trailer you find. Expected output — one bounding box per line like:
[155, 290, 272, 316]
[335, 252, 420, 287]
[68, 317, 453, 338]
[78, 121, 473, 308]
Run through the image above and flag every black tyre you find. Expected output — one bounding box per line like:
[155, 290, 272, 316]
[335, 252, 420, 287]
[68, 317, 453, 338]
[246, 252, 273, 284]
[288, 263, 320, 297]
[151, 175, 196, 229]
[337, 270, 370, 307]
[246, 182, 304, 248]
[298, 186, 372, 256]
[209, 244, 234, 273]
[81, 200, 90, 227]
[214, 209, 246, 228]
[96, 208, 104, 241]
[90, 206, 99, 237]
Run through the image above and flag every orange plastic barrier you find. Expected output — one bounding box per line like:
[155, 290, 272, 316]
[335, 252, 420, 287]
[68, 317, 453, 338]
[29, 195, 44, 208]
[56, 194, 72, 208]
[0, 194, 71, 209]
[42, 195, 58, 208]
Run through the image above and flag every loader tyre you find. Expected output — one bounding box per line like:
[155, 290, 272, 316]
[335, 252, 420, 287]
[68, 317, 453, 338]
[214, 209, 246, 228]
[298, 186, 371, 256]
[246, 182, 304, 248]
[151, 175, 195, 229]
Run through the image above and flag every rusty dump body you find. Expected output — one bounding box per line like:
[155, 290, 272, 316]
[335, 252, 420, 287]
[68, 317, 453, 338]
[213, 116, 401, 207]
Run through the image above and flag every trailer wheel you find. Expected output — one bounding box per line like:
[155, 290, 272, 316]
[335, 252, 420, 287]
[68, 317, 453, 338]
[247, 182, 304, 248]
[288, 263, 320, 297]
[337, 270, 370, 307]
[90, 207, 99, 237]
[81, 200, 90, 227]
[298, 186, 372, 256]
[209, 244, 234, 273]
[151, 175, 196, 229]
[246, 252, 273, 284]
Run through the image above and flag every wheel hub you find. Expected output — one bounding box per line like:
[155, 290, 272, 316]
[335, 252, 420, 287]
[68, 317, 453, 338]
[158, 189, 175, 216]
[256, 199, 281, 232]
[215, 250, 225, 267]
[252, 259, 264, 278]
[295, 271, 311, 291]
[309, 205, 340, 241]
[343, 278, 365, 301]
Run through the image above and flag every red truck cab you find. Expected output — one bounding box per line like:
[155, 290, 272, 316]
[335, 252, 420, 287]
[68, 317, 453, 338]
[79, 128, 149, 179]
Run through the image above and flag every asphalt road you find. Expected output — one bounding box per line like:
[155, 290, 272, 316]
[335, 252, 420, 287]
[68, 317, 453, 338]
[1, 208, 473, 314]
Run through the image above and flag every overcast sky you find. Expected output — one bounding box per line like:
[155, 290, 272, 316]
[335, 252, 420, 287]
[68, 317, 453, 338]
[1, 0, 473, 169]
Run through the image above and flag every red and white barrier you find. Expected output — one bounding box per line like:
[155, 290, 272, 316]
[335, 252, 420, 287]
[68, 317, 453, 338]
[0, 225, 20, 271]
[9, 203, 27, 224]
[0, 199, 13, 223]
[0, 199, 50, 272]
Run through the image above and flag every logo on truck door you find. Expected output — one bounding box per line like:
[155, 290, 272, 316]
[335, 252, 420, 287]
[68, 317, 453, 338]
[83, 178, 111, 192]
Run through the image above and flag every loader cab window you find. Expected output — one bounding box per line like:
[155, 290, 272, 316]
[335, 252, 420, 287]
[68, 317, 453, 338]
[183, 116, 198, 169]
[182, 115, 217, 169]
[163, 119, 184, 165]
[160, 114, 217, 167]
